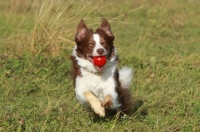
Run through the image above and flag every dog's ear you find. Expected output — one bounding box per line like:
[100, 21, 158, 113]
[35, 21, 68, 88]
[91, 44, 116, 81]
[75, 19, 88, 42]
[99, 18, 114, 38]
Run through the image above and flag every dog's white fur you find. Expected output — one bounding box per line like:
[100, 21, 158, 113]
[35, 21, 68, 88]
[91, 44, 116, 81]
[72, 45, 121, 107]
[72, 34, 133, 117]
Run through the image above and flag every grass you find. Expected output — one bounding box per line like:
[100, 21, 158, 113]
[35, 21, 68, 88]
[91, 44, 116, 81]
[0, 0, 200, 131]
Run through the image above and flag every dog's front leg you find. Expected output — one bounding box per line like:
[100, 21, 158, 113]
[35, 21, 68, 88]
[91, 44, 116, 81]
[84, 91, 105, 117]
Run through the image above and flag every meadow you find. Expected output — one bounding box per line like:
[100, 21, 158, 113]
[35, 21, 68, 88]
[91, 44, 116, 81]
[0, 0, 200, 131]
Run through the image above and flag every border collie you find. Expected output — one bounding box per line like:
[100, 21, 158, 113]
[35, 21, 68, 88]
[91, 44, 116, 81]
[71, 18, 133, 117]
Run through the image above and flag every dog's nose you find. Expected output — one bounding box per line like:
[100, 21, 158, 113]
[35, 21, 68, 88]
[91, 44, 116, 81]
[97, 48, 105, 55]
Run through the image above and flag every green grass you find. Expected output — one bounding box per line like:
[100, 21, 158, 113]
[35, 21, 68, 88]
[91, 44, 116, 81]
[1, 0, 200, 131]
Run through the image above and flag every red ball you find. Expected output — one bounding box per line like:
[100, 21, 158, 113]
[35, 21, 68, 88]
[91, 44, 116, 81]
[93, 56, 106, 67]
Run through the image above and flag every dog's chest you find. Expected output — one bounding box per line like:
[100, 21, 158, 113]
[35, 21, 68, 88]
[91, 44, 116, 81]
[76, 68, 116, 100]
[82, 70, 114, 88]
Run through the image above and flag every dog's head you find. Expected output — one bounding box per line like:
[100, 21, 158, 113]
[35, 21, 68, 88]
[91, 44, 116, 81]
[74, 18, 116, 71]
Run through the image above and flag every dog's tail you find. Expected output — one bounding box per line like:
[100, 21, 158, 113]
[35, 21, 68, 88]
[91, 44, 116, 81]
[119, 67, 133, 89]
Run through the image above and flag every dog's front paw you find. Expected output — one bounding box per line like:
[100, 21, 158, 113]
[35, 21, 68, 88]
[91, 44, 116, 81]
[101, 95, 113, 108]
[101, 100, 113, 108]
[84, 92, 105, 117]
[92, 104, 105, 117]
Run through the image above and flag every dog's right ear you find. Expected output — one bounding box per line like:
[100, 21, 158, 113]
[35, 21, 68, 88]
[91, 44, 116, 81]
[75, 19, 88, 42]
[100, 18, 114, 38]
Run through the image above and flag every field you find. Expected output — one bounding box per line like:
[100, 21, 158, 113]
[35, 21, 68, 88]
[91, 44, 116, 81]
[0, 0, 200, 131]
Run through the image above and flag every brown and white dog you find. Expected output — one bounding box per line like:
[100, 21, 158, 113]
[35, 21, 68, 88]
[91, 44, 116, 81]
[71, 18, 133, 117]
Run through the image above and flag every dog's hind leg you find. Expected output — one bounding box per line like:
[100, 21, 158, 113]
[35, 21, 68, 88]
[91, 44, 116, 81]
[84, 91, 105, 117]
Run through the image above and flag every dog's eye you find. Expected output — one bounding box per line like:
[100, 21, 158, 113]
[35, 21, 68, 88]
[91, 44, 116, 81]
[100, 42, 106, 46]
[88, 43, 94, 47]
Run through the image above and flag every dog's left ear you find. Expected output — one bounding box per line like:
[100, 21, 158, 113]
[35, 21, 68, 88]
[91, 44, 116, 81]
[75, 19, 88, 42]
[100, 18, 114, 38]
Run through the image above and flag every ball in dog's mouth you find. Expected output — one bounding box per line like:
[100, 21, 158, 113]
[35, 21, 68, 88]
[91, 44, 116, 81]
[87, 55, 107, 72]
[93, 56, 106, 67]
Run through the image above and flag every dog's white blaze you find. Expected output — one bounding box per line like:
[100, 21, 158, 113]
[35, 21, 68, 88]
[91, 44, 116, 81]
[93, 33, 106, 56]
[93, 33, 100, 45]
